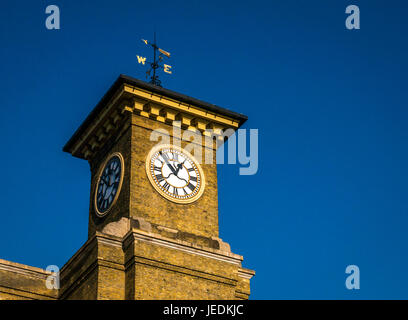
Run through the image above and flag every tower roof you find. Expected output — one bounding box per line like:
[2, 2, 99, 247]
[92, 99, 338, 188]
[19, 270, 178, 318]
[63, 74, 248, 159]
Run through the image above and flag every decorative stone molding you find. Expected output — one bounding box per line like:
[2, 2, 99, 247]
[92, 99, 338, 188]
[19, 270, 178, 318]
[123, 95, 237, 139]
[64, 77, 247, 161]
[156, 225, 179, 235]
[237, 267, 255, 280]
[0, 259, 51, 280]
[211, 237, 231, 253]
[123, 229, 244, 266]
[102, 217, 130, 238]
[130, 217, 152, 233]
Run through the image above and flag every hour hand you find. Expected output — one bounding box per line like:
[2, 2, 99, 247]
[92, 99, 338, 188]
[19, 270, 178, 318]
[175, 159, 186, 176]
[100, 175, 109, 185]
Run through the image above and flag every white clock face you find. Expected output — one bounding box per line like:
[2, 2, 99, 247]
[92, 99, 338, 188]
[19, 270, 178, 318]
[146, 145, 205, 204]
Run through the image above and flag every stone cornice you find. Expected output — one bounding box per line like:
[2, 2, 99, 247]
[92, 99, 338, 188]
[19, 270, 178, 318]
[123, 228, 243, 267]
[123, 84, 241, 128]
[63, 76, 247, 161]
[69, 88, 129, 160]
[59, 232, 122, 275]
[0, 286, 57, 300]
[238, 267, 256, 280]
[0, 258, 51, 280]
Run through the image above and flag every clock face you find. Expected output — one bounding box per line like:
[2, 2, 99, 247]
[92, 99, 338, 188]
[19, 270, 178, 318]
[146, 145, 205, 204]
[94, 153, 124, 217]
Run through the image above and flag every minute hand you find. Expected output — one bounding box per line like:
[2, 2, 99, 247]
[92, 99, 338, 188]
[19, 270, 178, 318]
[160, 152, 177, 175]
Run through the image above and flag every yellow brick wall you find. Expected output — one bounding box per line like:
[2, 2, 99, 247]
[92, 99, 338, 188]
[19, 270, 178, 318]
[128, 114, 219, 239]
[0, 260, 58, 300]
[131, 264, 235, 300]
[88, 117, 132, 238]
[0, 229, 252, 300]
[123, 230, 243, 300]
[87, 112, 220, 241]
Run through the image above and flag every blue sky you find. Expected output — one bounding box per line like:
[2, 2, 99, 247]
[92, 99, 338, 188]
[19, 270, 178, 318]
[1, 0, 408, 299]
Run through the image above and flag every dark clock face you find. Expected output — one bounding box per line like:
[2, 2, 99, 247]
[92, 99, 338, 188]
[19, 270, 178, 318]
[95, 153, 124, 216]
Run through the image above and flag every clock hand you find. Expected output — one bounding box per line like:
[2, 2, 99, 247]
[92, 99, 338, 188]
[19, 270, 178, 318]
[108, 173, 117, 186]
[100, 176, 109, 185]
[174, 159, 187, 176]
[104, 185, 113, 199]
[160, 151, 177, 175]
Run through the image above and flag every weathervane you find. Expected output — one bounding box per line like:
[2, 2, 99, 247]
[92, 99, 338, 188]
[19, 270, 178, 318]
[136, 33, 172, 87]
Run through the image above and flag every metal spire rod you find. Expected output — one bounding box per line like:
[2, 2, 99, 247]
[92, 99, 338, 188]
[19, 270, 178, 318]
[137, 33, 172, 87]
[151, 32, 159, 86]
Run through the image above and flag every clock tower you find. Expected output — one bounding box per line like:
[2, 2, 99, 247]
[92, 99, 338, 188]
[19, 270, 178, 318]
[61, 75, 254, 299]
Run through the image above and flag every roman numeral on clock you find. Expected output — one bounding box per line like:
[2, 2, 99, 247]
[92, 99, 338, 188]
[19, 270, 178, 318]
[159, 151, 170, 162]
[187, 183, 195, 192]
[156, 174, 164, 182]
[163, 182, 171, 192]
